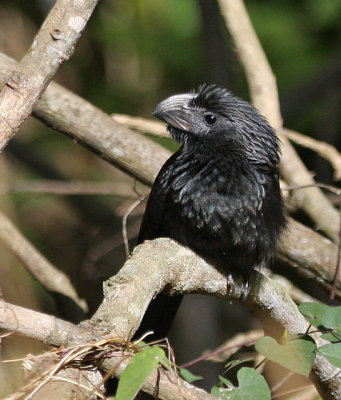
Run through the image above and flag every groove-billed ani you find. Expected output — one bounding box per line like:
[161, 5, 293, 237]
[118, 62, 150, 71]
[136, 84, 286, 340]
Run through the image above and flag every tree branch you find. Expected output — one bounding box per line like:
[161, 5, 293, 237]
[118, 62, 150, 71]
[0, 300, 216, 400]
[278, 218, 339, 297]
[0, 0, 99, 151]
[283, 128, 341, 181]
[0, 179, 147, 198]
[0, 52, 171, 186]
[1, 238, 340, 399]
[112, 113, 168, 138]
[0, 210, 87, 314]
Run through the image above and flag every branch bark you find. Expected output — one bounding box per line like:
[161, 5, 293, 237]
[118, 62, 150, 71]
[0, 179, 146, 198]
[0, 53, 171, 186]
[0, 0, 99, 151]
[1, 239, 340, 399]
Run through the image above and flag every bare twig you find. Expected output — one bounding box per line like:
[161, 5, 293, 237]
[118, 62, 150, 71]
[180, 330, 262, 366]
[0, 180, 147, 198]
[122, 198, 145, 258]
[0, 210, 87, 313]
[218, 0, 281, 127]
[0, 300, 87, 346]
[112, 113, 168, 138]
[331, 196, 341, 301]
[283, 128, 341, 181]
[218, 0, 339, 243]
[272, 385, 316, 400]
[0, 0, 99, 151]
[270, 371, 296, 395]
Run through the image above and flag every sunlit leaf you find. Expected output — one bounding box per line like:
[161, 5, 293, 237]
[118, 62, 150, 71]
[298, 302, 331, 328]
[116, 346, 165, 400]
[321, 307, 341, 330]
[317, 343, 341, 368]
[255, 336, 316, 377]
[179, 367, 203, 383]
[211, 368, 270, 400]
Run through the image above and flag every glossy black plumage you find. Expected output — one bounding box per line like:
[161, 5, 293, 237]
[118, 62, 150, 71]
[136, 84, 286, 339]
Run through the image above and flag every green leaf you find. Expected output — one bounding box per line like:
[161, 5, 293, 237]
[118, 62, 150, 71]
[116, 346, 165, 400]
[211, 384, 233, 399]
[298, 302, 331, 328]
[321, 331, 341, 342]
[255, 336, 316, 377]
[211, 376, 234, 397]
[219, 375, 234, 387]
[211, 368, 270, 400]
[179, 367, 203, 383]
[225, 358, 254, 373]
[321, 307, 341, 330]
[317, 343, 341, 367]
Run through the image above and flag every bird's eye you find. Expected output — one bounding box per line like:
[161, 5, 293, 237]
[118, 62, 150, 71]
[204, 113, 217, 126]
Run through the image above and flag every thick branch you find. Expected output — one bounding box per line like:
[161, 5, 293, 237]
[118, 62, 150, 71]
[85, 239, 341, 400]
[218, 0, 339, 242]
[0, 0, 99, 151]
[0, 300, 88, 346]
[277, 218, 339, 293]
[0, 53, 171, 186]
[1, 238, 340, 400]
[0, 301, 215, 400]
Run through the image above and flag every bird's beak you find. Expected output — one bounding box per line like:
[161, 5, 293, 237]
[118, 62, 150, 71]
[153, 93, 194, 132]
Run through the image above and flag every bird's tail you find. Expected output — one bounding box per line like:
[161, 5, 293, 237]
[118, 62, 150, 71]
[133, 294, 183, 341]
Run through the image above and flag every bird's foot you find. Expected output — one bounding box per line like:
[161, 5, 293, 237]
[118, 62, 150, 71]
[226, 270, 251, 302]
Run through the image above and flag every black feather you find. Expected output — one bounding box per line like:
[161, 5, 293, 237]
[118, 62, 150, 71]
[135, 84, 286, 339]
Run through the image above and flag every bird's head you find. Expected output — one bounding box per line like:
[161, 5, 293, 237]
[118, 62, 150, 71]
[153, 84, 280, 168]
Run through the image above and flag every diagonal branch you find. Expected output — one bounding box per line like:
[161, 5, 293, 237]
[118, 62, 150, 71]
[0, 53, 171, 186]
[283, 128, 341, 181]
[0, 0, 99, 151]
[0, 210, 87, 315]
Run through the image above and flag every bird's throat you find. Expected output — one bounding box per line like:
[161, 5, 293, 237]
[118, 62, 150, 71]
[168, 125, 189, 144]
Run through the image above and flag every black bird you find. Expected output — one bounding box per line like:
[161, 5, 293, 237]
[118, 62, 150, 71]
[136, 84, 286, 339]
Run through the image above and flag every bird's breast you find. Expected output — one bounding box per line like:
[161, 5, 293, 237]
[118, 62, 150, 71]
[168, 157, 264, 236]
